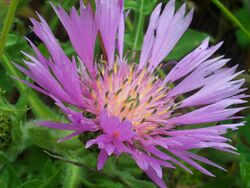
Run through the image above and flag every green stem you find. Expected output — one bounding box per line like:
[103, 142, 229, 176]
[2, 54, 25, 91]
[0, 153, 22, 184]
[45, 151, 132, 187]
[39, 167, 63, 188]
[2, 54, 59, 120]
[0, 0, 19, 59]
[63, 163, 81, 188]
[125, 18, 133, 32]
[133, 0, 144, 51]
[212, 0, 250, 39]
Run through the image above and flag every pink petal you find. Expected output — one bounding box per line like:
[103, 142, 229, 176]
[97, 149, 109, 170]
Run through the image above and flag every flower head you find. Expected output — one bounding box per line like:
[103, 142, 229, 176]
[16, 0, 247, 187]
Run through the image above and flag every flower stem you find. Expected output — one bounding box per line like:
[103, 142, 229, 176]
[125, 18, 133, 32]
[212, 0, 250, 39]
[133, 0, 144, 51]
[0, 0, 19, 59]
[2, 54, 25, 91]
[45, 151, 132, 187]
[63, 163, 81, 188]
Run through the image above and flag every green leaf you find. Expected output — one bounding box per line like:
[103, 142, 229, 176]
[234, 8, 250, 48]
[212, 0, 250, 39]
[197, 175, 239, 188]
[40, 167, 62, 188]
[121, 172, 157, 188]
[6, 34, 18, 47]
[0, 153, 22, 187]
[0, 69, 14, 92]
[17, 0, 32, 10]
[28, 125, 83, 153]
[234, 8, 250, 32]
[116, 155, 142, 177]
[62, 164, 81, 188]
[236, 30, 250, 48]
[240, 159, 250, 188]
[15, 93, 28, 121]
[2, 123, 24, 160]
[166, 29, 210, 60]
[17, 179, 44, 188]
[238, 115, 250, 161]
[0, 168, 10, 188]
[124, 0, 157, 15]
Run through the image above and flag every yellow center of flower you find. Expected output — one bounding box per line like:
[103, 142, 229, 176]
[90, 61, 173, 133]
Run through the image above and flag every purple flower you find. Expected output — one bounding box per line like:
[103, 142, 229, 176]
[16, 0, 247, 187]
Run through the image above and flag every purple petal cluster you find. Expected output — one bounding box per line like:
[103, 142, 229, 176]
[16, 0, 247, 187]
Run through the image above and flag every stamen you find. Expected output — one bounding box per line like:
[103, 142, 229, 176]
[152, 108, 158, 115]
[128, 103, 134, 111]
[123, 78, 128, 85]
[105, 91, 109, 98]
[158, 109, 170, 115]
[140, 118, 146, 123]
[95, 61, 173, 133]
[135, 98, 140, 107]
[97, 66, 104, 80]
[120, 106, 126, 113]
[147, 96, 153, 104]
[115, 88, 122, 96]
[156, 86, 165, 93]
[134, 85, 139, 91]
[152, 78, 157, 84]
[108, 69, 113, 77]
[136, 93, 140, 99]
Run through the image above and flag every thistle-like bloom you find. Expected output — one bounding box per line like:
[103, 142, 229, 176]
[16, 0, 247, 187]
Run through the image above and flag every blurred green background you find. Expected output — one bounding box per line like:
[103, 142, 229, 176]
[0, 0, 250, 187]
